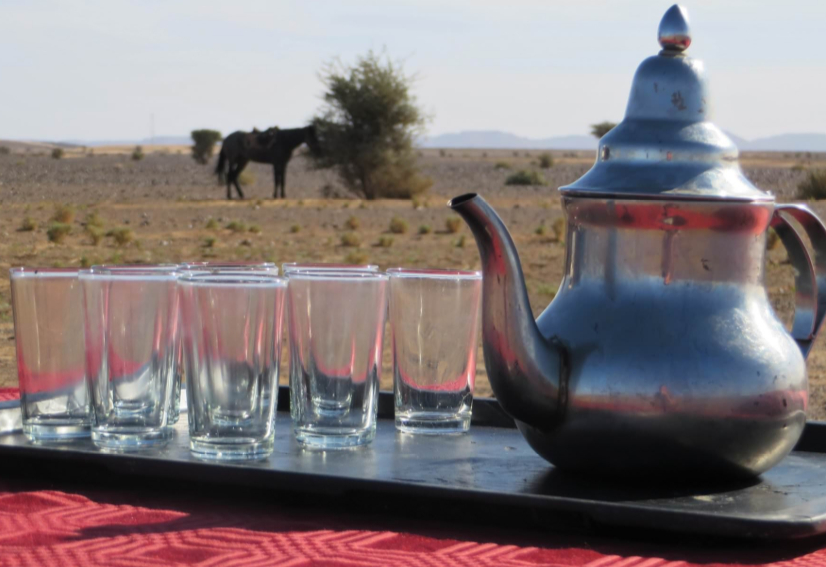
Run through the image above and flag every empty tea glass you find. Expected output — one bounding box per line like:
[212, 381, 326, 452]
[179, 271, 286, 460]
[10, 268, 92, 442]
[81, 265, 180, 450]
[175, 261, 277, 424]
[388, 268, 482, 434]
[282, 262, 378, 274]
[287, 270, 388, 448]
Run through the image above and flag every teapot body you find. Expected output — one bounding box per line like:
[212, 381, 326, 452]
[525, 196, 807, 477]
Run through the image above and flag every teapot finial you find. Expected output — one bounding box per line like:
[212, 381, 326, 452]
[658, 5, 691, 53]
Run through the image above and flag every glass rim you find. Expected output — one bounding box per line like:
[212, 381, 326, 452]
[285, 269, 389, 281]
[91, 263, 179, 272]
[282, 262, 379, 272]
[178, 272, 286, 286]
[80, 266, 179, 279]
[181, 261, 277, 268]
[10, 267, 80, 278]
[386, 267, 482, 280]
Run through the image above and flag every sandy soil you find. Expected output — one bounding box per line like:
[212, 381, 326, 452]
[1, 148, 826, 416]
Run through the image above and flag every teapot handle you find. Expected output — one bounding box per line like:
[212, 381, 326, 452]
[771, 204, 826, 359]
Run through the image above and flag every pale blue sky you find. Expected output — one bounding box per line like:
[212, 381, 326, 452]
[1, 0, 824, 142]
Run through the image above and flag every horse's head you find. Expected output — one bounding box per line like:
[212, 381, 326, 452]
[305, 125, 323, 156]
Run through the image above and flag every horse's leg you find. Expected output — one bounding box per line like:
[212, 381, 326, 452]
[234, 160, 248, 199]
[226, 162, 234, 200]
[273, 164, 279, 199]
[279, 164, 286, 199]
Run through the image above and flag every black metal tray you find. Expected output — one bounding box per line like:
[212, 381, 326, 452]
[3, 386, 826, 540]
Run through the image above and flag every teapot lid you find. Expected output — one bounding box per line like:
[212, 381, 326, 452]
[560, 5, 773, 202]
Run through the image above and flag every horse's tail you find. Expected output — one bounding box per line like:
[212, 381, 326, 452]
[215, 147, 226, 184]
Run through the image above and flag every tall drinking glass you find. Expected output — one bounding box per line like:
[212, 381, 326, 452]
[81, 266, 179, 450]
[287, 270, 388, 448]
[388, 268, 482, 434]
[10, 268, 92, 442]
[179, 272, 286, 460]
[175, 261, 277, 424]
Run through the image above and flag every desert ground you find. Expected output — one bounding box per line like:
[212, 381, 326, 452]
[2, 144, 826, 416]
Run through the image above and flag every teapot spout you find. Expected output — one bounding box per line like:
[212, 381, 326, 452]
[449, 194, 567, 429]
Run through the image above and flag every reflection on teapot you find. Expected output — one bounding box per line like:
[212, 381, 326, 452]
[450, 5, 826, 479]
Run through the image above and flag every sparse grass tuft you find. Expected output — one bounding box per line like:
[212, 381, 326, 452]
[237, 170, 255, 186]
[84, 211, 105, 229]
[341, 232, 361, 247]
[389, 217, 408, 234]
[47, 222, 72, 244]
[51, 148, 64, 159]
[798, 171, 826, 200]
[203, 236, 217, 248]
[51, 204, 75, 224]
[791, 163, 807, 172]
[79, 255, 93, 268]
[377, 236, 394, 248]
[538, 152, 554, 169]
[226, 220, 248, 233]
[345, 251, 369, 265]
[456, 235, 466, 248]
[766, 228, 780, 250]
[494, 161, 511, 170]
[345, 216, 360, 230]
[87, 226, 104, 246]
[505, 170, 548, 186]
[537, 284, 557, 298]
[290, 224, 301, 233]
[248, 224, 262, 234]
[107, 227, 134, 246]
[205, 218, 219, 230]
[412, 196, 427, 209]
[535, 225, 547, 236]
[19, 217, 37, 232]
[131, 146, 144, 161]
[445, 217, 462, 234]
[418, 224, 432, 235]
[552, 217, 566, 242]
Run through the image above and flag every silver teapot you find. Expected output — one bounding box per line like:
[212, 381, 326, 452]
[451, 5, 826, 478]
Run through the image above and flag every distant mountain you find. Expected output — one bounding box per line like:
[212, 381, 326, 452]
[421, 130, 596, 150]
[61, 136, 192, 147]
[422, 130, 826, 152]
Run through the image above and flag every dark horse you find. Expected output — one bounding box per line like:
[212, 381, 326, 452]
[215, 126, 321, 200]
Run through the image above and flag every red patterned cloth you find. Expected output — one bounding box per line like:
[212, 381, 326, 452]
[0, 388, 19, 402]
[2, 384, 826, 566]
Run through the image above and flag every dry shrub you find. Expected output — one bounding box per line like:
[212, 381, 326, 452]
[341, 232, 361, 247]
[389, 217, 408, 234]
[238, 170, 255, 186]
[87, 226, 104, 246]
[377, 236, 394, 248]
[205, 218, 219, 230]
[19, 217, 37, 232]
[798, 171, 826, 200]
[203, 236, 217, 248]
[445, 217, 462, 234]
[52, 204, 75, 224]
[505, 170, 547, 186]
[107, 227, 134, 246]
[345, 251, 369, 265]
[226, 220, 248, 233]
[47, 223, 72, 243]
[418, 224, 431, 235]
[345, 216, 360, 230]
[552, 217, 566, 242]
[248, 224, 262, 234]
[290, 224, 301, 233]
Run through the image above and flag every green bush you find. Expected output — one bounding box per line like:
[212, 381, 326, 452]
[494, 161, 511, 170]
[534, 225, 547, 236]
[84, 211, 105, 229]
[51, 148, 64, 159]
[389, 217, 408, 234]
[131, 146, 144, 161]
[290, 224, 301, 234]
[311, 50, 431, 199]
[248, 224, 262, 234]
[418, 224, 431, 235]
[205, 218, 219, 230]
[445, 217, 462, 234]
[505, 170, 548, 186]
[377, 236, 394, 248]
[590, 121, 617, 139]
[538, 152, 554, 169]
[341, 232, 361, 247]
[798, 170, 826, 200]
[203, 236, 217, 248]
[191, 129, 222, 165]
[47, 223, 72, 243]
